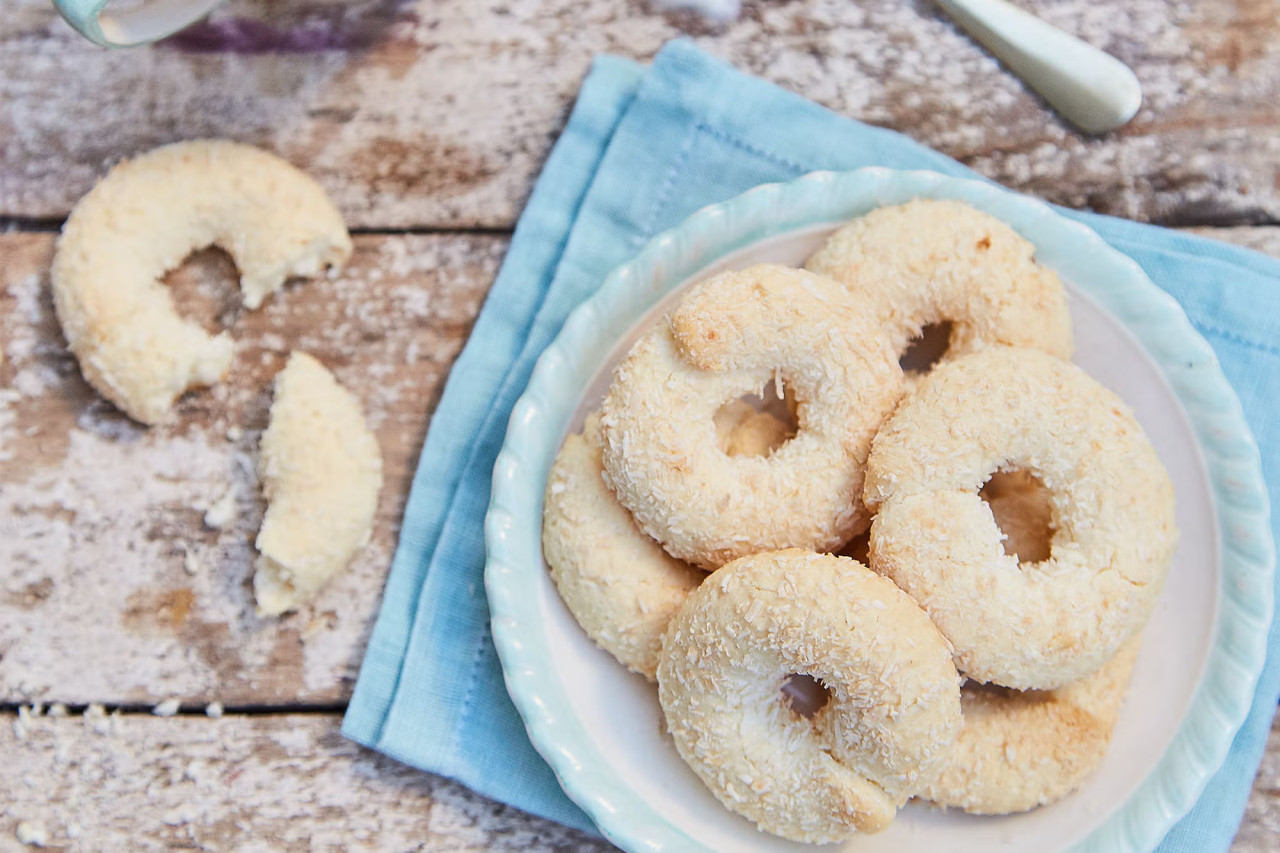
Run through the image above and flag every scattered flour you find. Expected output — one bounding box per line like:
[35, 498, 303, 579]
[270, 728, 311, 756]
[390, 284, 432, 320]
[0, 389, 19, 462]
[4, 273, 43, 362]
[0, 418, 259, 701]
[162, 804, 198, 826]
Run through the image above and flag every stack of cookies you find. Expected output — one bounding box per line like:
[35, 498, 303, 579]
[542, 200, 1177, 843]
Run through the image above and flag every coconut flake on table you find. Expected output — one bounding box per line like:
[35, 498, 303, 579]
[651, 0, 739, 23]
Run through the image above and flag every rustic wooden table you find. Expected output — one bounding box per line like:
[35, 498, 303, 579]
[1, 0, 1278, 849]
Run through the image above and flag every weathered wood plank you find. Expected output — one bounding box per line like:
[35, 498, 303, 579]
[0, 710, 611, 852]
[0, 232, 502, 706]
[3, 224, 1277, 706]
[1235, 713, 1280, 851]
[0, 708, 1275, 850]
[1187, 224, 1280, 255]
[4, 0, 1280, 229]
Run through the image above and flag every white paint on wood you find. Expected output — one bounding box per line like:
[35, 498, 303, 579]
[0, 708, 1275, 851]
[2, 0, 1279, 227]
[1234, 717, 1280, 851]
[0, 711, 612, 852]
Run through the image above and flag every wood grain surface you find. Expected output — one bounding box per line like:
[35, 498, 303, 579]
[4, 0, 1280, 229]
[2, 0, 1279, 848]
[0, 711, 608, 852]
[0, 709, 1274, 851]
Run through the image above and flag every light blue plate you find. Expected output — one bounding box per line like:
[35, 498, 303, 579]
[485, 168, 1273, 853]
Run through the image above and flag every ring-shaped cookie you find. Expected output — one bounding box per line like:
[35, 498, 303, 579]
[601, 264, 902, 569]
[543, 412, 706, 679]
[543, 408, 794, 679]
[657, 549, 962, 843]
[805, 199, 1072, 370]
[52, 140, 353, 424]
[866, 346, 1176, 690]
[922, 637, 1140, 814]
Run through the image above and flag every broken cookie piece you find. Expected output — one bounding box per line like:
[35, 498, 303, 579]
[254, 351, 382, 616]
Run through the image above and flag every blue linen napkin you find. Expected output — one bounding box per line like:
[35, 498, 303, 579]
[344, 40, 1280, 849]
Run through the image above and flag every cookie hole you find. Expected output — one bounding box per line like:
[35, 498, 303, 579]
[962, 679, 1052, 704]
[164, 247, 244, 332]
[781, 673, 830, 720]
[980, 469, 1054, 565]
[898, 320, 953, 375]
[838, 529, 870, 564]
[713, 378, 799, 458]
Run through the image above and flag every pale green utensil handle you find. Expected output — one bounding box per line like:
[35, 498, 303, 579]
[936, 0, 1143, 134]
[54, 0, 222, 47]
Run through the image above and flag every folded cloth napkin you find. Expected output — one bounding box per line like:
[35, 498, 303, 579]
[344, 39, 1280, 849]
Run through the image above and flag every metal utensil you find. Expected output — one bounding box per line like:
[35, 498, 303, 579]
[935, 0, 1143, 134]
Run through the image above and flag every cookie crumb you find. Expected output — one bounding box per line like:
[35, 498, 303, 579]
[13, 705, 36, 740]
[181, 543, 200, 576]
[203, 487, 236, 529]
[16, 820, 48, 847]
[83, 704, 109, 735]
[152, 698, 181, 717]
[205, 701, 224, 719]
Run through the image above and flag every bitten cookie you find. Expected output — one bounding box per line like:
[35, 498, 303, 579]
[51, 140, 352, 424]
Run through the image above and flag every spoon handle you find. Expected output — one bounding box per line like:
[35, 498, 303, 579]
[935, 0, 1142, 134]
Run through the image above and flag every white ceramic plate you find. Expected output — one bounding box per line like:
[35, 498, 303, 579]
[485, 169, 1273, 853]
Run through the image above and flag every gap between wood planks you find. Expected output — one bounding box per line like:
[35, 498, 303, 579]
[0, 217, 518, 237]
[9, 214, 1280, 234]
[0, 702, 347, 716]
